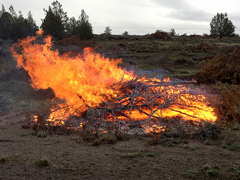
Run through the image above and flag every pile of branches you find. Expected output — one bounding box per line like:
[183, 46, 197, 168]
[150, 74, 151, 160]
[193, 41, 217, 51]
[194, 46, 240, 125]
[212, 82, 240, 125]
[58, 35, 96, 48]
[25, 77, 218, 140]
[85, 77, 209, 124]
[150, 30, 171, 40]
[195, 45, 240, 84]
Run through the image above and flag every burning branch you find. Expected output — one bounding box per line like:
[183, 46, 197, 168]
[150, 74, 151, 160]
[84, 78, 215, 126]
[11, 30, 217, 134]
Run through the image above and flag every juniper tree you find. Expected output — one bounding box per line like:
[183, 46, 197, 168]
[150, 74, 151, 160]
[0, 5, 38, 40]
[76, 9, 93, 40]
[210, 13, 235, 39]
[104, 26, 112, 35]
[41, 1, 68, 40]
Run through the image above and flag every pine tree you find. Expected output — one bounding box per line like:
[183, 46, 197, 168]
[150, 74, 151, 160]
[9, 5, 17, 19]
[27, 11, 38, 31]
[51, 0, 68, 30]
[66, 17, 78, 35]
[70, 9, 93, 40]
[210, 13, 235, 39]
[0, 5, 38, 40]
[0, 11, 14, 39]
[104, 26, 112, 35]
[41, 1, 68, 40]
[0, 5, 5, 16]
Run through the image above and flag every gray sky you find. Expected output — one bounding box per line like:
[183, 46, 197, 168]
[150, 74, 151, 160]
[1, 0, 240, 35]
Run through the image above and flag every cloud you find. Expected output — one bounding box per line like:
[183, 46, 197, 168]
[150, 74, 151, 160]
[149, 0, 211, 22]
[167, 9, 211, 22]
[149, 0, 190, 9]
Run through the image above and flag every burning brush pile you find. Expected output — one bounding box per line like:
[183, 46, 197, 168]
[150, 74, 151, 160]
[11, 30, 218, 139]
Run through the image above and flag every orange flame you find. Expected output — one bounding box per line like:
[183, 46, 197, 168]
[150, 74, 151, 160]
[36, 29, 44, 36]
[11, 31, 217, 130]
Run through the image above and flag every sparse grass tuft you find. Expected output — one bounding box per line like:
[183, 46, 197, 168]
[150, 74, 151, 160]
[185, 164, 226, 179]
[91, 138, 102, 146]
[189, 145, 200, 151]
[222, 141, 240, 151]
[121, 152, 161, 158]
[205, 169, 220, 177]
[227, 166, 240, 178]
[196, 122, 221, 140]
[0, 156, 7, 164]
[185, 170, 197, 179]
[204, 139, 214, 145]
[20, 133, 31, 137]
[37, 132, 48, 138]
[165, 141, 176, 147]
[33, 157, 50, 167]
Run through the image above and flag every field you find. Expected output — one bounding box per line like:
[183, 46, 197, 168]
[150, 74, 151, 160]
[0, 35, 240, 180]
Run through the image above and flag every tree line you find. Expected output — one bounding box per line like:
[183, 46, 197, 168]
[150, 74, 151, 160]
[0, 5, 38, 41]
[0, 1, 237, 41]
[0, 1, 93, 41]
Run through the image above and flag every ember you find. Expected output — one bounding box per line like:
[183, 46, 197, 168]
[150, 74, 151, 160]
[11, 29, 217, 133]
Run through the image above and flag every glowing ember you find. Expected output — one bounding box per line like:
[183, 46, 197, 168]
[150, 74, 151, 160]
[11, 30, 217, 132]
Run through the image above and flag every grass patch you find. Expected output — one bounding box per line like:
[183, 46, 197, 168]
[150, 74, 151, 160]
[184, 164, 240, 179]
[20, 133, 31, 137]
[33, 157, 50, 167]
[121, 152, 161, 158]
[205, 168, 222, 177]
[227, 166, 240, 178]
[165, 141, 176, 147]
[185, 170, 197, 179]
[0, 156, 7, 164]
[204, 139, 214, 145]
[222, 142, 240, 151]
[37, 132, 48, 138]
[189, 145, 200, 151]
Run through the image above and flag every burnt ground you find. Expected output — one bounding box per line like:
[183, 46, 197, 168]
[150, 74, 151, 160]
[0, 37, 240, 179]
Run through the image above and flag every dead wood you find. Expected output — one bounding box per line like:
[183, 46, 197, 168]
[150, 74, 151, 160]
[84, 78, 207, 123]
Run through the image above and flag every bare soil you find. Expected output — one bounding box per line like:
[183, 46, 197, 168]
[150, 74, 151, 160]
[0, 115, 239, 180]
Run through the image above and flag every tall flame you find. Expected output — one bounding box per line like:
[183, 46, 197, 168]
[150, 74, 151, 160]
[11, 30, 217, 126]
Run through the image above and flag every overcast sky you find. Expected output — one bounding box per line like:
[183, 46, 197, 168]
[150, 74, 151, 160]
[1, 0, 240, 35]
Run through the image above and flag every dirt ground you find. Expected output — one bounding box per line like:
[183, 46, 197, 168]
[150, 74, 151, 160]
[0, 114, 239, 180]
[1, 37, 240, 180]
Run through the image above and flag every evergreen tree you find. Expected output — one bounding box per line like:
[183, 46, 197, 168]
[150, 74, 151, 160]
[51, 0, 68, 30]
[12, 10, 38, 40]
[0, 5, 5, 16]
[73, 9, 93, 40]
[0, 11, 14, 39]
[210, 13, 235, 39]
[41, 1, 68, 40]
[27, 11, 38, 31]
[104, 26, 112, 35]
[0, 5, 38, 40]
[66, 17, 78, 35]
[122, 31, 129, 36]
[9, 5, 17, 19]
